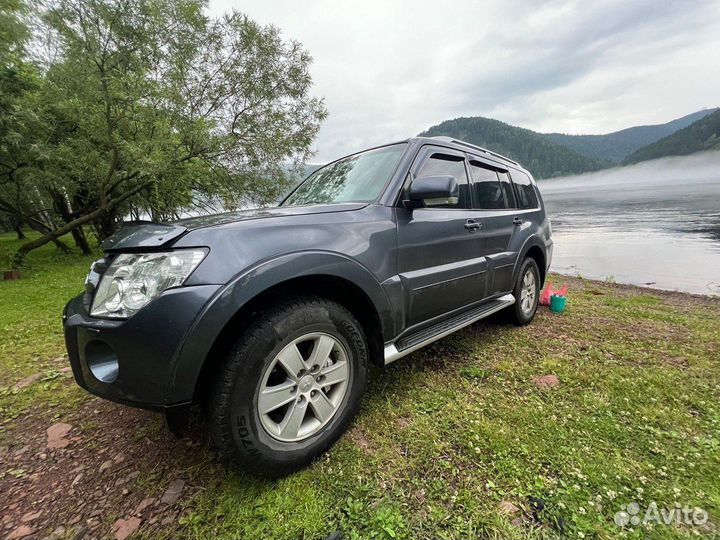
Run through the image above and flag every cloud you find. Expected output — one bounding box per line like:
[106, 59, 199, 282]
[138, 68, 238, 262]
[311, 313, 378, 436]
[209, 0, 720, 162]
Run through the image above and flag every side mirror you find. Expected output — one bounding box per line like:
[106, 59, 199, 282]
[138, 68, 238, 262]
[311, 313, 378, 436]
[407, 175, 459, 207]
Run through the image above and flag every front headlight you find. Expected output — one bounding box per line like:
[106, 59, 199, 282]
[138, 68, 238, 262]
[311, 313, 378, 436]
[90, 249, 207, 319]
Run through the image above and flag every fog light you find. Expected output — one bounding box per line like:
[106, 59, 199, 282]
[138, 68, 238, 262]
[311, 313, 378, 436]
[85, 341, 119, 383]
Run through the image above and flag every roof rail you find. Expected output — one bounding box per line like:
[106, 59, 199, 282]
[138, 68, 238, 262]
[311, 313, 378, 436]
[429, 136, 519, 166]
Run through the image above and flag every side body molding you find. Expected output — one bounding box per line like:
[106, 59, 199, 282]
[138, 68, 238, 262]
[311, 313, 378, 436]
[166, 251, 395, 403]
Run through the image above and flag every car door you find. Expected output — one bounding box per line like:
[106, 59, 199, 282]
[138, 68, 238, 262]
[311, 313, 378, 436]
[467, 157, 518, 295]
[395, 146, 490, 328]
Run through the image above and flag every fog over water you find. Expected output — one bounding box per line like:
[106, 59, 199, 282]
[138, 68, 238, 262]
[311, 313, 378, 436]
[538, 151, 720, 296]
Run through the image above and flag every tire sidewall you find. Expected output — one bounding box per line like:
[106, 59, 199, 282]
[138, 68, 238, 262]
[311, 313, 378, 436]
[514, 258, 540, 325]
[224, 301, 368, 469]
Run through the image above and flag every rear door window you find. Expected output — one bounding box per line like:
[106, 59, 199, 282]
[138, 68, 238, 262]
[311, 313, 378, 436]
[468, 161, 505, 209]
[510, 170, 539, 209]
[497, 171, 517, 209]
[416, 153, 471, 209]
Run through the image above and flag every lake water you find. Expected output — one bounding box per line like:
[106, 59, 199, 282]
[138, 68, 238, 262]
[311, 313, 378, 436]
[538, 151, 720, 296]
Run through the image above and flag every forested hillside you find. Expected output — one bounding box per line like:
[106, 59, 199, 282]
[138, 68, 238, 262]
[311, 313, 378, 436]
[622, 109, 720, 164]
[545, 108, 718, 163]
[419, 117, 604, 178]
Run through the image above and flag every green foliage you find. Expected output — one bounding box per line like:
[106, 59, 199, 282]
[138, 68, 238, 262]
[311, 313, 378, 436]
[623, 109, 720, 165]
[545, 108, 719, 163]
[0, 0, 327, 260]
[419, 116, 606, 178]
[0, 231, 96, 388]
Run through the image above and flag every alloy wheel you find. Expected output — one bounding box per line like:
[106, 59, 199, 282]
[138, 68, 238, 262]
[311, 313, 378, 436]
[520, 268, 537, 315]
[257, 333, 350, 442]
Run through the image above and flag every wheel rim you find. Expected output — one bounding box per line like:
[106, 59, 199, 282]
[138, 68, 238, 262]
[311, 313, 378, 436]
[520, 268, 537, 315]
[257, 332, 350, 442]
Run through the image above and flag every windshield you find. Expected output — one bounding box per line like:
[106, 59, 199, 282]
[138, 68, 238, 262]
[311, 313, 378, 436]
[282, 144, 406, 206]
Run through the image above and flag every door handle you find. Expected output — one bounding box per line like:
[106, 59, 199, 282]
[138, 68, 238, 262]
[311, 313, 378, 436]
[465, 219, 482, 231]
[513, 217, 523, 226]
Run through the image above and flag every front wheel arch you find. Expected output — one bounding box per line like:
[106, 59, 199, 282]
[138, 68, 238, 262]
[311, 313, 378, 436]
[192, 275, 385, 408]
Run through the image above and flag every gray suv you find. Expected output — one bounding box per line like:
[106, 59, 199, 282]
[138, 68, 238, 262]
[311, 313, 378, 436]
[63, 136, 552, 475]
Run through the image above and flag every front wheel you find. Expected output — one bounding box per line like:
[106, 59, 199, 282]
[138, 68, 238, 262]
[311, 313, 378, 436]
[209, 297, 368, 476]
[507, 257, 541, 325]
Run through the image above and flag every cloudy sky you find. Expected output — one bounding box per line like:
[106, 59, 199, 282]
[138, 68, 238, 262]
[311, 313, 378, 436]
[210, 0, 720, 163]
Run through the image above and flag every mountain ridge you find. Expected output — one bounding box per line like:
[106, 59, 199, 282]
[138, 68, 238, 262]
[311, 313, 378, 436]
[419, 108, 719, 178]
[419, 116, 605, 179]
[622, 109, 720, 165]
[544, 108, 718, 163]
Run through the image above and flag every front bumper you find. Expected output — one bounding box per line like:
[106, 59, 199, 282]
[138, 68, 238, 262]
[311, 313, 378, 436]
[63, 284, 221, 415]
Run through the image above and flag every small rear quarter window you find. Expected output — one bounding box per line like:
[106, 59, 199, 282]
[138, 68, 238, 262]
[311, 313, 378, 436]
[510, 170, 539, 209]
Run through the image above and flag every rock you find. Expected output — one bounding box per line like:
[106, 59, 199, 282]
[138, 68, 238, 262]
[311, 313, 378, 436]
[13, 373, 42, 390]
[20, 510, 42, 523]
[46, 423, 72, 449]
[499, 500, 519, 515]
[135, 498, 154, 514]
[7, 525, 34, 540]
[533, 375, 559, 389]
[160, 479, 185, 505]
[113, 517, 141, 540]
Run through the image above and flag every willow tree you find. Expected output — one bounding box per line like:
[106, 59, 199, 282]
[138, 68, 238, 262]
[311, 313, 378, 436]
[11, 0, 326, 263]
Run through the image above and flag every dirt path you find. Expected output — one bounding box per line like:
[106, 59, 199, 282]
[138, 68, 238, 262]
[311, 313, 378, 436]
[1, 395, 208, 539]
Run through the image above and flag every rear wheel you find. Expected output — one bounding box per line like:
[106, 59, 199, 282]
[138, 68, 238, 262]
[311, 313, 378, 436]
[506, 257, 541, 325]
[210, 297, 368, 476]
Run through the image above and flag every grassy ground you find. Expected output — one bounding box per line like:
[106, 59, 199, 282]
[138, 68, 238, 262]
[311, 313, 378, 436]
[1, 231, 719, 539]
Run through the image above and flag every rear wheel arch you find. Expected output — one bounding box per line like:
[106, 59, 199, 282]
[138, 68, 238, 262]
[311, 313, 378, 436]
[514, 238, 546, 287]
[524, 244, 546, 286]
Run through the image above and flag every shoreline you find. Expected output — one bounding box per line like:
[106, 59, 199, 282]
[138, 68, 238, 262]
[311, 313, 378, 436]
[550, 270, 720, 299]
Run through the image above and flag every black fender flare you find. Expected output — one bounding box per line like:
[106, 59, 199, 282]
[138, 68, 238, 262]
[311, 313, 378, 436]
[165, 250, 394, 403]
[513, 235, 548, 283]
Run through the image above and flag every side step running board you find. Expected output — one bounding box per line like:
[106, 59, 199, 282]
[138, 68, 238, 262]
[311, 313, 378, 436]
[383, 294, 515, 365]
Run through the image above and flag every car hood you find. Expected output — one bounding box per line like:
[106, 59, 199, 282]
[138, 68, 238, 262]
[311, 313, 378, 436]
[100, 203, 368, 251]
[174, 202, 367, 229]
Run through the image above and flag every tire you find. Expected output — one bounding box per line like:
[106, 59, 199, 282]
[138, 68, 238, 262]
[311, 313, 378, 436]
[506, 257, 541, 326]
[210, 296, 368, 476]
